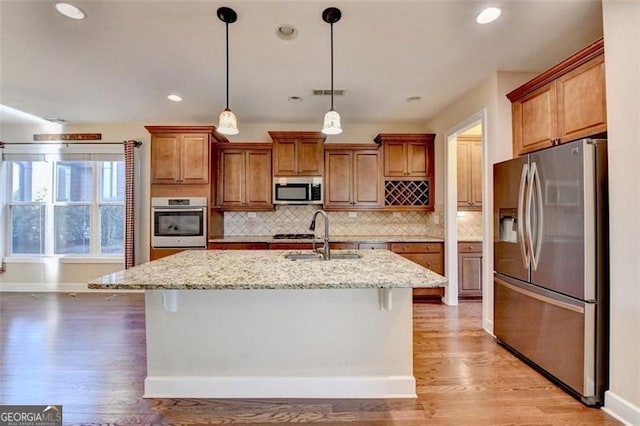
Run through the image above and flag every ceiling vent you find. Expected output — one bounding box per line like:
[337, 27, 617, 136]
[313, 89, 346, 96]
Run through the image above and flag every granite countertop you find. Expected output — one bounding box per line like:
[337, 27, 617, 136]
[211, 235, 445, 243]
[88, 249, 447, 291]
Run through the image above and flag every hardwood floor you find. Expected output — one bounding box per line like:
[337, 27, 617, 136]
[0, 292, 620, 425]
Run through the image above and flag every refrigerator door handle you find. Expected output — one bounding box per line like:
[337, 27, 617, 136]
[527, 162, 543, 271]
[518, 163, 530, 269]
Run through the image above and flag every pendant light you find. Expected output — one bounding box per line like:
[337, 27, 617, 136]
[217, 7, 239, 135]
[321, 7, 343, 135]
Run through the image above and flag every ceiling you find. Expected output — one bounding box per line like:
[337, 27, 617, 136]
[0, 1, 603, 129]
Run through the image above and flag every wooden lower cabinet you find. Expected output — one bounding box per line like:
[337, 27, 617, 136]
[458, 242, 483, 299]
[390, 242, 444, 301]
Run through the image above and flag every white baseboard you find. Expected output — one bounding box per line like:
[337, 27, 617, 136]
[604, 390, 640, 426]
[144, 375, 417, 399]
[0, 282, 142, 293]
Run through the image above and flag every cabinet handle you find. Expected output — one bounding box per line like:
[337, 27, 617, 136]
[401, 246, 406, 251]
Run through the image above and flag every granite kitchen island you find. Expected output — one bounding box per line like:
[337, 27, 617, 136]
[89, 249, 447, 399]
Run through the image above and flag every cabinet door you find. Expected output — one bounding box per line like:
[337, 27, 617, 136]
[470, 140, 483, 207]
[383, 141, 407, 176]
[245, 150, 272, 208]
[459, 251, 483, 298]
[273, 140, 297, 176]
[218, 150, 245, 206]
[457, 140, 472, 208]
[353, 151, 383, 207]
[512, 83, 558, 156]
[406, 142, 428, 177]
[324, 151, 353, 208]
[151, 134, 181, 183]
[298, 139, 324, 175]
[557, 54, 607, 142]
[181, 135, 209, 184]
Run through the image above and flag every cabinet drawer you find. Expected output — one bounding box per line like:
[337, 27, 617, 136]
[390, 242, 442, 253]
[330, 242, 357, 250]
[269, 243, 314, 250]
[358, 242, 389, 250]
[458, 242, 482, 253]
[397, 253, 444, 275]
[208, 242, 269, 250]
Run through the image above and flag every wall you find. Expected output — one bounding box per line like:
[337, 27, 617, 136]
[423, 71, 536, 315]
[602, 1, 640, 423]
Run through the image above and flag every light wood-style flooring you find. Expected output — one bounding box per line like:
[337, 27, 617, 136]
[0, 292, 621, 425]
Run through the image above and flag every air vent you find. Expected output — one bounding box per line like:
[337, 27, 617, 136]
[313, 89, 346, 96]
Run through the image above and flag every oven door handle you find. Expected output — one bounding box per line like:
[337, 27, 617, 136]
[153, 208, 205, 213]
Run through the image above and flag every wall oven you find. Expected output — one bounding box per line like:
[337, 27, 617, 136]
[273, 177, 323, 205]
[151, 197, 207, 248]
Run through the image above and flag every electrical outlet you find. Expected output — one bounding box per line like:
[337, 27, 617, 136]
[348, 212, 357, 218]
[392, 212, 401, 218]
[247, 212, 257, 218]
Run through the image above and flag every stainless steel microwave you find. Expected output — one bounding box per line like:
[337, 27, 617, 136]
[273, 177, 323, 205]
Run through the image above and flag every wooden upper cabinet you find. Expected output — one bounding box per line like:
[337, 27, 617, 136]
[457, 135, 482, 210]
[146, 126, 218, 185]
[324, 145, 383, 210]
[269, 131, 326, 176]
[374, 133, 435, 178]
[218, 144, 273, 211]
[556, 54, 607, 141]
[508, 38, 606, 156]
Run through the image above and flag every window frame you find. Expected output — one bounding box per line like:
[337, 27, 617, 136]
[4, 155, 125, 260]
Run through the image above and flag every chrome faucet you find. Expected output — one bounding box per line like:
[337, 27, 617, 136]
[309, 210, 330, 260]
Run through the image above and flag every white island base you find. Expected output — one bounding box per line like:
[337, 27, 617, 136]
[144, 288, 415, 399]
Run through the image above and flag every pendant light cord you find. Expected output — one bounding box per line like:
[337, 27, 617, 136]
[330, 22, 334, 111]
[225, 21, 230, 110]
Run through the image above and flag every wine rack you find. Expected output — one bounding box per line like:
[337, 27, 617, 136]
[385, 180, 430, 206]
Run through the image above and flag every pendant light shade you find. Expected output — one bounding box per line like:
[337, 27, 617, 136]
[217, 7, 239, 135]
[218, 108, 239, 135]
[322, 110, 342, 135]
[321, 7, 342, 135]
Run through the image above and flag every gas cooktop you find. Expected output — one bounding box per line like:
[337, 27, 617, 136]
[273, 233, 315, 240]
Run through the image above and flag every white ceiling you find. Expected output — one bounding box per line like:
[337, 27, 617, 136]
[0, 0, 603, 128]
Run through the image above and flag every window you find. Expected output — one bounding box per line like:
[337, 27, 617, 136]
[8, 160, 125, 256]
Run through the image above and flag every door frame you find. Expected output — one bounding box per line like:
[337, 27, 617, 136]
[443, 110, 487, 307]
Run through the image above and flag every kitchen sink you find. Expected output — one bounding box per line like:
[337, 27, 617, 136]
[284, 251, 362, 261]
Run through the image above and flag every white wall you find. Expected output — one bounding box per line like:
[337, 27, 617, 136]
[423, 71, 535, 326]
[602, 1, 640, 423]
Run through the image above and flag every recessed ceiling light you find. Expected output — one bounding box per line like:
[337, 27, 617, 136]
[476, 7, 501, 24]
[167, 94, 182, 102]
[55, 2, 86, 20]
[276, 25, 298, 40]
[288, 96, 303, 103]
[406, 96, 422, 103]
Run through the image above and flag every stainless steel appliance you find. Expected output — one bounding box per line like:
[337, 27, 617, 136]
[273, 177, 323, 205]
[151, 197, 207, 248]
[493, 138, 608, 406]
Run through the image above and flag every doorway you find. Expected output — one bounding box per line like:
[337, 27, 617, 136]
[443, 111, 487, 308]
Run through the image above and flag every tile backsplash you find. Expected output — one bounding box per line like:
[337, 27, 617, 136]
[224, 205, 445, 237]
[457, 210, 483, 240]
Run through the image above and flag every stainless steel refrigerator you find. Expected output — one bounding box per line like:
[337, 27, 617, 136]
[493, 138, 608, 406]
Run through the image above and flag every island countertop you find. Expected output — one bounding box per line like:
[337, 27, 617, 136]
[88, 249, 447, 290]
